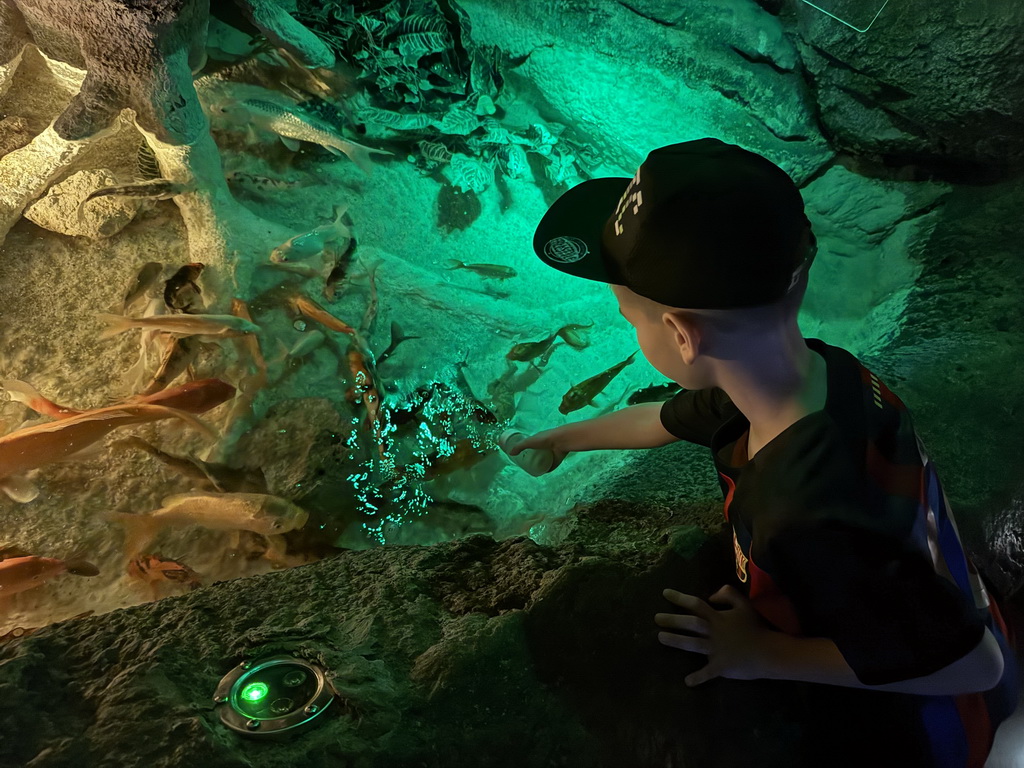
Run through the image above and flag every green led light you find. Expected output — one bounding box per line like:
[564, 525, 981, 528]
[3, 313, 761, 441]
[241, 682, 269, 702]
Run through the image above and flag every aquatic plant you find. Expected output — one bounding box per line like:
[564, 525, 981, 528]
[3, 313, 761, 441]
[293, 0, 601, 214]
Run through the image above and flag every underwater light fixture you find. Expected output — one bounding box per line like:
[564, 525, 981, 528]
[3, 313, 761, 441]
[213, 654, 336, 738]
[798, 0, 890, 32]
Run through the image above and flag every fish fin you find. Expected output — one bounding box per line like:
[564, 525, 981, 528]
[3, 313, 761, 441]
[328, 203, 352, 241]
[1, 379, 54, 416]
[324, 144, 344, 157]
[117, 404, 218, 441]
[0, 475, 39, 503]
[106, 512, 159, 560]
[444, 259, 464, 270]
[191, 459, 227, 493]
[280, 136, 301, 152]
[52, 441, 107, 464]
[96, 313, 136, 340]
[110, 435, 155, 455]
[334, 140, 374, 175]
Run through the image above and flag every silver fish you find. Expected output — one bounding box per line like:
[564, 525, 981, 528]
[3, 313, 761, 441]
[223, 99, 392, 174]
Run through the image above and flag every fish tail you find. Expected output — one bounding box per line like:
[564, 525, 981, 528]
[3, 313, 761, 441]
[0, 475, 40, 504]
[96, 313, 137, 340]
[334, 140, 375, 175]
[393, 322, 421, 343]
[0, 379, 47, 412]
[64, 558, 99, 577]
[444, 259, 464, 271]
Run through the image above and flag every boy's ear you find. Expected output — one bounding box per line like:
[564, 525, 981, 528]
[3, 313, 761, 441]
[663, 311, 701, 365]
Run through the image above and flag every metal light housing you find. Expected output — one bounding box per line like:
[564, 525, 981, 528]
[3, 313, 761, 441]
[213, 654, 335, 738]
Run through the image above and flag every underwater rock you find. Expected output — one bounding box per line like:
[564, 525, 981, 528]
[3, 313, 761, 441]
[794, 0, 1024, 179]
[23, 169, 140, 238]
[0, 115, 33, 158]
[436, 180, 482, 234]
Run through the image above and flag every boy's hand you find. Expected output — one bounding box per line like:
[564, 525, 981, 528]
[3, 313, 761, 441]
[505, 428, 569, 470]
[655, 586, 776, 686]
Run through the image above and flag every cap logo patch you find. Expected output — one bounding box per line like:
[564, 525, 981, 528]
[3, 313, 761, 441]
[613, 168, 643, 236]
[544, 236, 589, 264]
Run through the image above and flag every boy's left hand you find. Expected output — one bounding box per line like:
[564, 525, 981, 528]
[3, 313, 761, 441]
[655, 585, 775, 686]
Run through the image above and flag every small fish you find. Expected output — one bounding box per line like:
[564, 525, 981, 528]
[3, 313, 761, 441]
[387, 385, 436, 429]
[485, 354, 553, 423]
[507, 325, 575, 362]
[207, 300, 268, 465]
[77, 179, 191, 221]
[452, 360, 497, 424]
[257, 260, 323, 279]
[123, 297, 169, 389]
[323, 236, 358, 301]
[123, 262, 164, 313]
[139, 335, 200, 396]
[286, 329, 327, 361]
[270, 204, 352, 263]
[559, 351, 638, 415]
[376, 321, 420, 366]
[2, 378, 233, 422]
[109, 492, 309, 558]
[345, 342, 385, 452]
[225, 171, 311, 192]
[444, 260, 517, 281]
[627, 381, 683, 406]
[0, 403, 216, 501]
[0, 554, 99, 598]
[220, 99, 392, 174]
[97, 312, 259, 340]
[113, 436, 268, 494]
[288, 294, 360, 339]
[164, 263, 205, 312]
[127, 553, 202, 598]
[557, 322, 594, 351]
[422, 438, 493, 480]
[359, 259, 382, 337]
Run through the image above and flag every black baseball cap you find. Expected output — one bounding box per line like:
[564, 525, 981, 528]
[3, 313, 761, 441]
[532, 138, 816, 309]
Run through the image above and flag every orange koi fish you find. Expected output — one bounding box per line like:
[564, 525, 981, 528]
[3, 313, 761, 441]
[0, 553, 98, 598]
[0, 404, 215, 503]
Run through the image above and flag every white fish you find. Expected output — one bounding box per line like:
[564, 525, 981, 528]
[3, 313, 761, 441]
[222, 99, 392, 174]
[270, 204, 351, 263]
[97, 313, 259, 340]
[109, 492, 309, 557]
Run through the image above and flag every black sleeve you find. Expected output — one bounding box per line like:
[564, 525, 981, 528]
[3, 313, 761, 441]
[765, 518, 986, 685]
[659, 387, 737, 447]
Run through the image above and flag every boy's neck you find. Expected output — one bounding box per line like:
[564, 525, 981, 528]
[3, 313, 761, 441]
[713, 334, 828, 458]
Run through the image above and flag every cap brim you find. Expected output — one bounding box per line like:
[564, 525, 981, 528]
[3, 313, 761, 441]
[532, 177, 631, 283]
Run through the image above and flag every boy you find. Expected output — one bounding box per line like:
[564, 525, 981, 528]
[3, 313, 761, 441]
[511, 138, 1018, 765]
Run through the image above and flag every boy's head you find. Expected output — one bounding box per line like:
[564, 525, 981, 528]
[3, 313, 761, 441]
[533, 138, 816, 384]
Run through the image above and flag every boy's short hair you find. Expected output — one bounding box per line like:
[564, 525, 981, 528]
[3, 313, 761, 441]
[533, 138, 815, 310]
